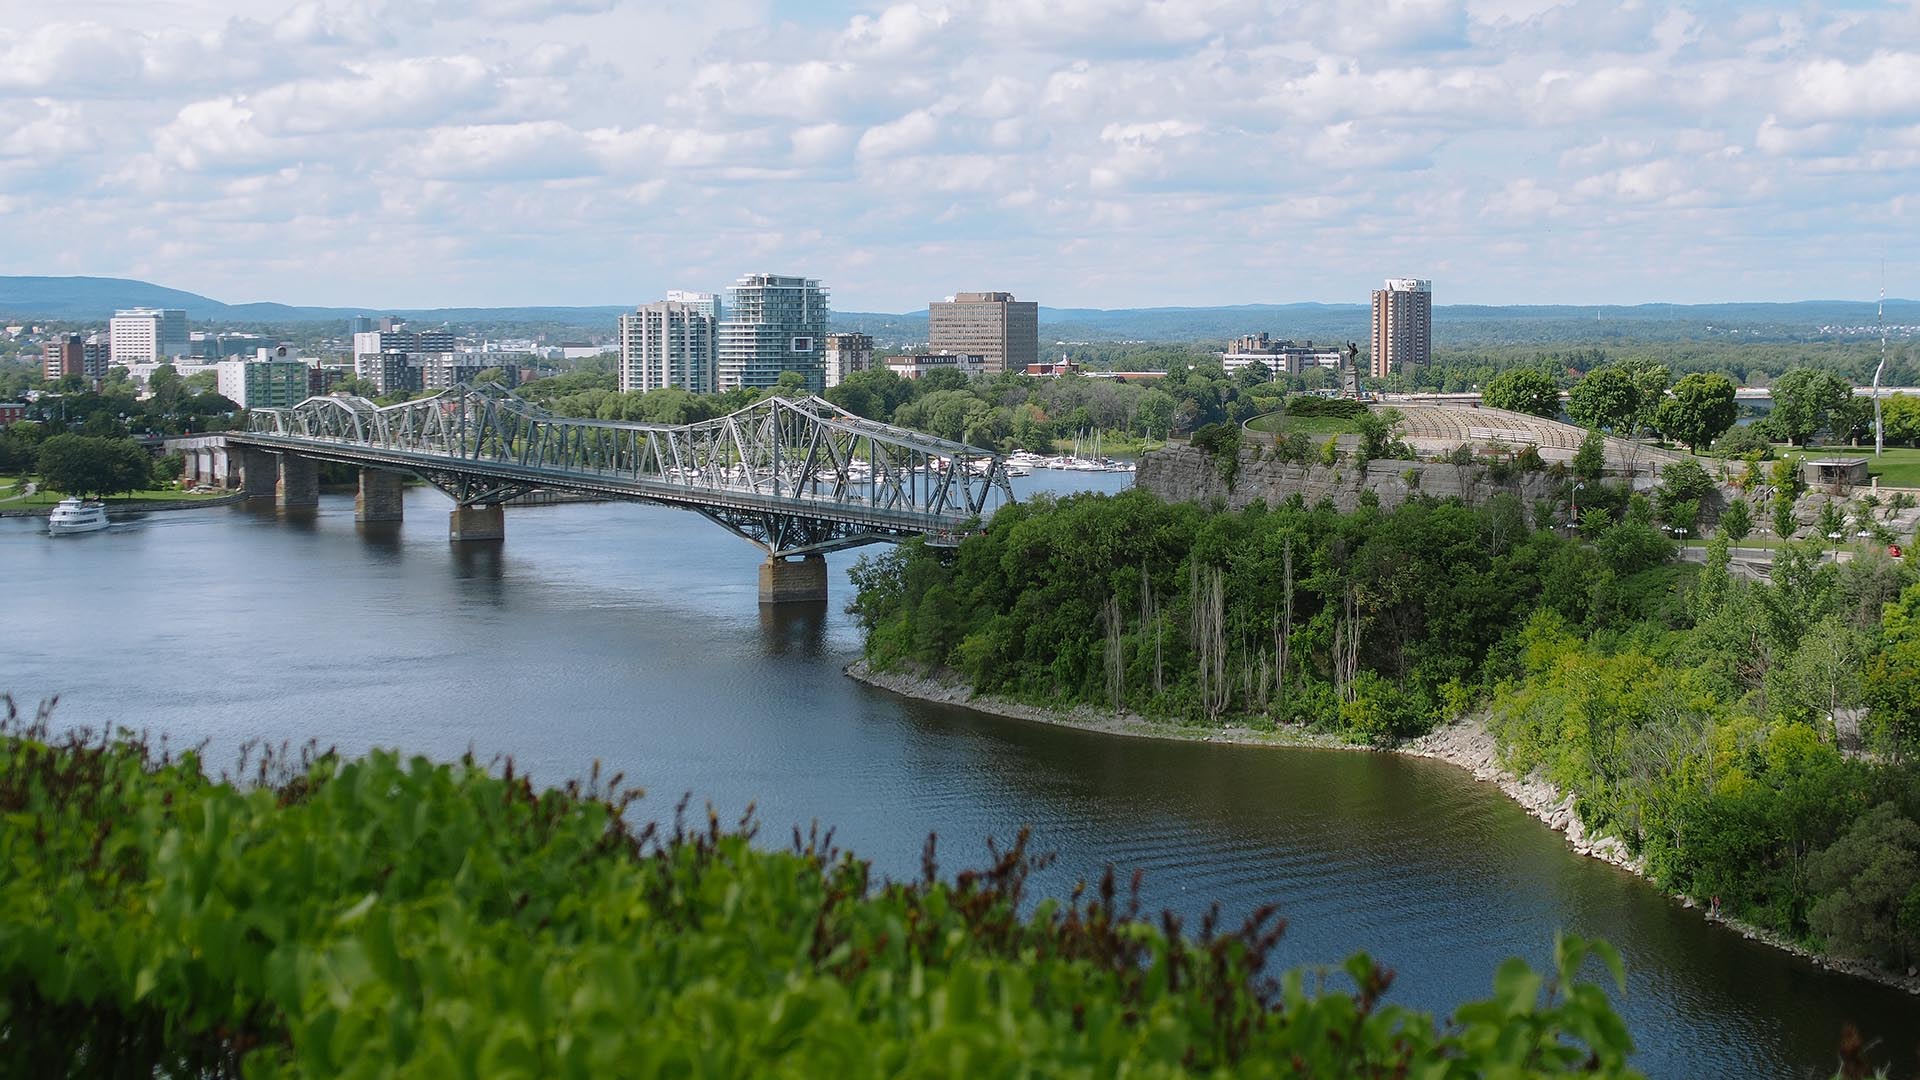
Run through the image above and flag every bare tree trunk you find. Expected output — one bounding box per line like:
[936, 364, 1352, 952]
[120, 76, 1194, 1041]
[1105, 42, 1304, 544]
[1190, 563, 1229, 721]
[1102, 595, 1125, 713]
[1277, 536, 1293, 712]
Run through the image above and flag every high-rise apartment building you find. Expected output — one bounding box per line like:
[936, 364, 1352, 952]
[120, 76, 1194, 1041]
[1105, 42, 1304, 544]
[44, 335, 85, 381]
[216, 359, 310, 410]
[1369, 278, 1431, 378]
[717, 274, 828, 392]
[109, 308, 189, 363]
[822, 333, 873, 389]
[928, 292, 1038, 376]
[82, 334, 111, 380]
[351, 328, 460, 395]
[619, 301, 718, 393]
[665, 290, 721, 321]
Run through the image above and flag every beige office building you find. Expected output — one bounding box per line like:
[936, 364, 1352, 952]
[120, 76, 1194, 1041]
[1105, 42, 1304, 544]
[1369, 278, 1431, 379]
[619, 301, 718, 394]
[927, 292, 1038, 376]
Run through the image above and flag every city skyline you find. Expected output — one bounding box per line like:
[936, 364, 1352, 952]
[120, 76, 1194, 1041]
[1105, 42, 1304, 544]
[2, 1, 1917, 310]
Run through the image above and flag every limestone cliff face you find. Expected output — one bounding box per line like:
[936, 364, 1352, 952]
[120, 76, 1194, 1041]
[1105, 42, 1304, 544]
[1136, 444, 1565, 513]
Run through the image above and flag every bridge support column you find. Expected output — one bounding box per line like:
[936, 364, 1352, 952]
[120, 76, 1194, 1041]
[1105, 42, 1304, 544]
[450, 503, 504, 542]
[239, 447, 277, 499]
[276, 454, 319, 509]
[355, 469, 405, 523]
[759, 554, 828, 605]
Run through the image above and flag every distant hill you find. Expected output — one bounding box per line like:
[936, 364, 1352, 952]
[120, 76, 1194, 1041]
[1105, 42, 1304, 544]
[5, 275, 1917, 345]
[0, 276, 627, 326]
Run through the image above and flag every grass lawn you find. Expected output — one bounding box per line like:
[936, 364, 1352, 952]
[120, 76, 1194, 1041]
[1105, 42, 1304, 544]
[1245, 413, 1363, 436]
[0, 476, 233, 508]
[1800, 445, 1920, 488]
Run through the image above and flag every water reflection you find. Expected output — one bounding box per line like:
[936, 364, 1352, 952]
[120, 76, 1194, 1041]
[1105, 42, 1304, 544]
[354, 520, 405, 553]
[450, 542, 506, 585]
[758, 601, 830, 657]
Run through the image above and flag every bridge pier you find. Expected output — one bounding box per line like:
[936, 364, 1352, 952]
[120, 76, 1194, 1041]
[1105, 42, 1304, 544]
[276, 454, 319, 510]
[450, 503, 504, 542]
[759, 553, 828, 605]
[238, 447, 278, 499]
[355, 469, 405, 523]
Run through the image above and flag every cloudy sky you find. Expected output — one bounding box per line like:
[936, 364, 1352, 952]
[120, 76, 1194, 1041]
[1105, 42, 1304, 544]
[1, 0, 1916, 311]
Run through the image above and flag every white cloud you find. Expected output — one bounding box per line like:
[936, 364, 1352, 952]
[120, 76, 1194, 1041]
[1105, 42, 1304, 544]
[413, 121, 596, 179]
[856, 109, 942, 159]
[4, 0, 1920, 307]
[1786, 52, 1920, 121]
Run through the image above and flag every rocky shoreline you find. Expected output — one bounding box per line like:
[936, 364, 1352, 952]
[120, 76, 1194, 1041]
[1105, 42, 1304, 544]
[845, 658, 1920, 997]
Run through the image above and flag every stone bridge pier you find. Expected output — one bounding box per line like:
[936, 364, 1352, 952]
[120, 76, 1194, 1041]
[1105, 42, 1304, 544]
[275, 454, 319, 510]
[449, 503, 505, 542]
[237, 446, 279, 499]
[355, 469, 405, 523]
[759, 554, 828, 604]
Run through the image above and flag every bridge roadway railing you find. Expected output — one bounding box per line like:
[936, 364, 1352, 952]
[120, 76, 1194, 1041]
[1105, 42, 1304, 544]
[232, 386, 1014, 553]
[228, 430, 974, 539]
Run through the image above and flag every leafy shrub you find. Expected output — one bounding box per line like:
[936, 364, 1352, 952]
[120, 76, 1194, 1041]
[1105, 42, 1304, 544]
[0, 705, 1644, 1078]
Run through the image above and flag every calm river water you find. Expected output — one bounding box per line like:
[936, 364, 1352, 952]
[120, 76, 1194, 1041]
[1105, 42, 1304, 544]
[3, 473, 1914, 1077]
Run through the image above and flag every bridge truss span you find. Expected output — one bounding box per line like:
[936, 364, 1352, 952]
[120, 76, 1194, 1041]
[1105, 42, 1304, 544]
[237, 383, 1016, 556]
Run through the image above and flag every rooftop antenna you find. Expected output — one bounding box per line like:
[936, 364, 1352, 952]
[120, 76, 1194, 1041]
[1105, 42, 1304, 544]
[1876, 255, 1887, 457]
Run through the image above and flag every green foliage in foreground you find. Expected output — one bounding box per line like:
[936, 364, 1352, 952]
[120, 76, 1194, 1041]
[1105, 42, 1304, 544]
[0, 708, 1644, 1078]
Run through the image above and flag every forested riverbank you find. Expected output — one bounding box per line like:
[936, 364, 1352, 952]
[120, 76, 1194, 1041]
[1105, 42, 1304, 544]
[848, 487, 1920, 989]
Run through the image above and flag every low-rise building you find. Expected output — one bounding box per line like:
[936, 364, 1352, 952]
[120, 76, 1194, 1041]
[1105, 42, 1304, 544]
[882, 352, 987, 380]
[1024, 358, 1082, 377]
[1220, 334, 1344, 375]
[0, 402, 26, 426]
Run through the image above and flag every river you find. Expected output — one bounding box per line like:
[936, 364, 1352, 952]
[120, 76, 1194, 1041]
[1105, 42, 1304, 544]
[3, 473, 1913, 1077]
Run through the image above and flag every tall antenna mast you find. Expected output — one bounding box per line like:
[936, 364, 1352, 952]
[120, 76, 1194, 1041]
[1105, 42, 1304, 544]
[1875, 256, 1887, 456]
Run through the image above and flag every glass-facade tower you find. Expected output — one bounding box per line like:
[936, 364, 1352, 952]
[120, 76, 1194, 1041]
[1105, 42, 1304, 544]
[717, 273, 828, 392]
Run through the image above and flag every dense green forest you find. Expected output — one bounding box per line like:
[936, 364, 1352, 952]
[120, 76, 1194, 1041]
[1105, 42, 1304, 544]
[0, 704, 1647, 1077]
[850, 490, 1920, 979]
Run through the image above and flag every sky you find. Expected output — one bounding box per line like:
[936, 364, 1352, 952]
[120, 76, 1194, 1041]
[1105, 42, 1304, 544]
[1, 0, 1917, 312]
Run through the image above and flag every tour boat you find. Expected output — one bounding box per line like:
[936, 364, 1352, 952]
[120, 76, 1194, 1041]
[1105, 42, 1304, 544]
[46, 497, 110, 536]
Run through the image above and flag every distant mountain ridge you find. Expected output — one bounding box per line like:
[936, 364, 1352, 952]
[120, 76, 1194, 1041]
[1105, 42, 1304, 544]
[4, 275, 1917, 345]
[0, 276, 628, 324]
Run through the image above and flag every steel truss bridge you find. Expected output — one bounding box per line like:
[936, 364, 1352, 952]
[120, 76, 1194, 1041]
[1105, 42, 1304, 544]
[231, 383, 1015, 557]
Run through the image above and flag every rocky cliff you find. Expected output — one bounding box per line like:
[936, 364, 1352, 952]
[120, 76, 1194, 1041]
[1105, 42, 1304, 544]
[1136, 444, 1565, 513]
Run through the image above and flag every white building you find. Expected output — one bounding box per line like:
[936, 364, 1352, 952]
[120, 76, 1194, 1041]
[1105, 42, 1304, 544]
[109, 307, 189, 363]
[1219, 333, 1345, 376]
[882, 352, 986, 380]
[718, 273, 829, 392]
[619, 301, 718, 393]
[665, 290, 721, 320]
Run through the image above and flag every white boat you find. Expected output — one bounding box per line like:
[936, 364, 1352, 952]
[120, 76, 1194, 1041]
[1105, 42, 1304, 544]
[47, 497, 109, 536]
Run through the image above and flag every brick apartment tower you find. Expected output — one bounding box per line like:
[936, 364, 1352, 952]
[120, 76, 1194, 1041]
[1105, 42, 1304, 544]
[43, 335, 85, 381]
[1369, 278, 1431, 379]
